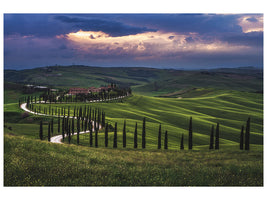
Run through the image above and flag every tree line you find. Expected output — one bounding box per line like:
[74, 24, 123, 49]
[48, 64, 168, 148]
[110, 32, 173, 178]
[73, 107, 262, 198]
[39, 113, 251, 150]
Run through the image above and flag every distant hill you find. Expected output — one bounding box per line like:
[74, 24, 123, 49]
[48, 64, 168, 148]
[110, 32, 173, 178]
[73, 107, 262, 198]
[4, 65, 263, 96]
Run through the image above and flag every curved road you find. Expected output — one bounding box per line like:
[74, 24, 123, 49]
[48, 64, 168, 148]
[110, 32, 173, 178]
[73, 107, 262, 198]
[20, 96, 127, 144]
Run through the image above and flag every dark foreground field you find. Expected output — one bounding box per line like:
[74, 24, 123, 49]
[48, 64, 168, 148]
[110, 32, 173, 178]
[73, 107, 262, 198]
[4, 134, 263, 186]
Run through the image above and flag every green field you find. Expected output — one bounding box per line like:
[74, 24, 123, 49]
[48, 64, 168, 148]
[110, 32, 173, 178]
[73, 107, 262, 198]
[31, 90, 263, 150]
[4, 134, 263, 186]
[3, 66, 263, 186]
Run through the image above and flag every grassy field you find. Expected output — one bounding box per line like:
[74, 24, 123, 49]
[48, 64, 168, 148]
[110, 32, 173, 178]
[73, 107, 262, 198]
[4, 66, 263, 96]
[3, 67, 263, 186]
[4, 134, 263, 186]
[31, 90, 263, 150]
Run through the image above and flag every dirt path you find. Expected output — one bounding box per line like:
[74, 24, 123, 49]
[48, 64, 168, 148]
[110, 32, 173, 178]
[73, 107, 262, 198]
[20, 103, 101, 144]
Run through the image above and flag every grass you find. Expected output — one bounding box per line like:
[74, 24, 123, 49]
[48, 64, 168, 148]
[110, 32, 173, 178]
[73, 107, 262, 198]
[3, 81, 263, 186]
[31, 90, 263, 150]
[4, 134, 263, 186]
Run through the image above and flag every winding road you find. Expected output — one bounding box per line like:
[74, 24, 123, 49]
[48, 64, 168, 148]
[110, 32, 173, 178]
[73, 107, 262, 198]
[20, 95, 126, 144]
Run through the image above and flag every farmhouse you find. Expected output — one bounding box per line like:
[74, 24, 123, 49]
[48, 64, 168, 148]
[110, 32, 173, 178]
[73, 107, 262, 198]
[68, 88, 89, 95]
[68, 85, 113, 95]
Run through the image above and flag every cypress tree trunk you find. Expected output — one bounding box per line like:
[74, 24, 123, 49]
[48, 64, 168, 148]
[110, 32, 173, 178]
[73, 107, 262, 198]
[215, 123, 219, 150]
[134, 122, 138, 148]
[209, 125, 214, 149]
[51, 118, 54, 136]
[68, 121, 71, 144]
[240, 125, 244, 150]
[158, 124, 161, 149]
[77, 118, 80, 145]
[164, 130, 168, 150]
[39, 120, 43, 140]
[62, 116, 65, 141]
[123, 120, 126, 148]
[142, 117, 146, 149]
[105, 123, 108, 147]
[48, 123, 51, 142]
[89, 121, 93, 147]
[58, 117, 60, 133]
[245, 117, 250, 150]
[95, 129, 98, 148]
[188, 117, 193, 150]
[180, 134, 184, 150]
[72, 117, 75, 135]
[113, 122, 117, 148]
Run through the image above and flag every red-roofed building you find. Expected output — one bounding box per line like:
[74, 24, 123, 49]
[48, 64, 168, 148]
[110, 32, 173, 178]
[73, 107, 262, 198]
[69, 88, 89, 95]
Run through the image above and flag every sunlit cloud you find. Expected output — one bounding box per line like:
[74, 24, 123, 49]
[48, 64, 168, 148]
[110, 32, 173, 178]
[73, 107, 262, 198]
[238, 15, 263, 33]
[63, 30, 253, 60]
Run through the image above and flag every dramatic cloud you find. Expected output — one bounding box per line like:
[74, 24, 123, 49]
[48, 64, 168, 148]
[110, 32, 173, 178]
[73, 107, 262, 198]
[4, 14, 263, 69]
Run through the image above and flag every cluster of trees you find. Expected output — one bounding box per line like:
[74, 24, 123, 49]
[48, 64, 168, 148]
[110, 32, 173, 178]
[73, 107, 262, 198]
[19, 87, 131, 107]
[39, 106, 106, 145]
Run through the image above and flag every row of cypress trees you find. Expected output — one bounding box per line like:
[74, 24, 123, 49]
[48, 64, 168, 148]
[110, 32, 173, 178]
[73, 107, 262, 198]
[39, 115, 251, 150]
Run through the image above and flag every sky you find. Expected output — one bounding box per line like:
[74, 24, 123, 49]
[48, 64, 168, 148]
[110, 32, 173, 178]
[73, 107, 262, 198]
[4, 13, 263, 70]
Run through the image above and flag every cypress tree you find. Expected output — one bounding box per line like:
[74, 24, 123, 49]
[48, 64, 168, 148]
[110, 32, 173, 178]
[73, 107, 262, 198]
[209, 125, 214, 149]
[89, 121, 93, 147]
[123, 120, 126, 148]
[188, 117, 193, 150]
[215, 123, 220, 150]
[240, 125, 244, 150]
[164, 130, 168, 150]
[68, 120, 71, 144]
[142, 117, 146, 149]
[48, 122, 51, 142]
[72, 117, 75, 135]
[51, 118, 54, 136]
[158, 124, 162, 149]
[95, 129, 98, 148]
[58, 117, 60, 133]
[39, 120, 43, 140]
[113, 122, 117, 148]
[77, 118, 80, 145]
[81, 117, 84, 132]
[245, 117, 250, 150]
[105, 123, 108, 147]
[134, 122, 138, 148]
[62, 116, 65, 141]
[180, 134, 184, 150]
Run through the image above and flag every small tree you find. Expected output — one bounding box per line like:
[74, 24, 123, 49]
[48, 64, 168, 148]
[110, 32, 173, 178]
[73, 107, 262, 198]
[51, 118, 54, 136]
[68, 121, 71, 144]
[77, 118, 80, 145]
[48, 122, 51, 142]
[95, 129, 98, 148]
[245, 117, 251, 150]
[180, 134, 184, 150]
[58, 117, 60, 133]
[215, 123, 220, 150]
[113, 122, 117, 148]
[89, 121, 93, 147]
[62, 116, 65, 141]
[209, 125, 214, 149]
[39, 120, 43, 140]
[123, 120, 126, 148]
[134, 122, 138, 148]
[105, 123, 108, 147]
[158, 124, 162, 149]
[188, 117, 193, 150]
[72, 117, 75, 135]
[142, 117, 146, 149]
[240, 125, 244, 150]
[164, 130, 168, 150]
